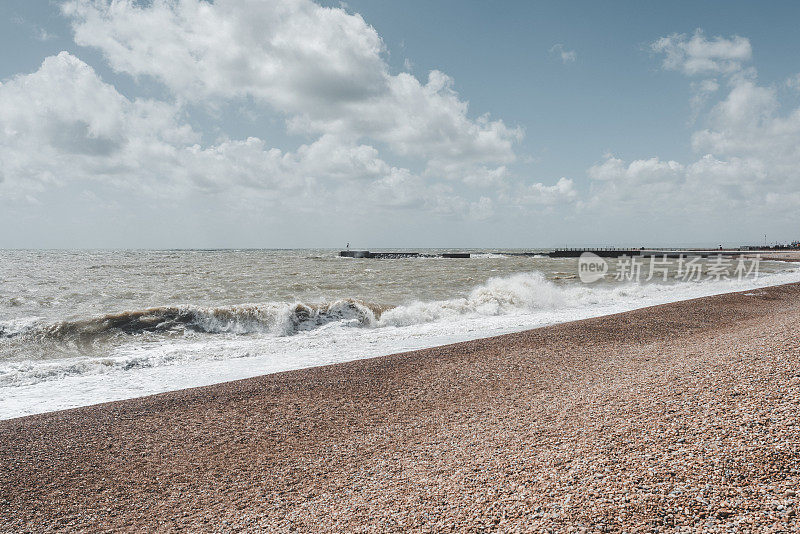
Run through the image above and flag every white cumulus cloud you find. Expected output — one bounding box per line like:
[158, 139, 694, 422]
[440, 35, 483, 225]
[0, 52, 474, 216]
[581, 29, 800, 225]
[62, 0, 521, 182]
[513, 177, 578, 206]
[651, 30, 751, 76]
[585, 40, 800, 219]
[0, 52, 197, 196]
[0, 0, 531, 228]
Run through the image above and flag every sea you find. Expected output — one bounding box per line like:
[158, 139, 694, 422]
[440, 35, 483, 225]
[1, 249, 798, 419]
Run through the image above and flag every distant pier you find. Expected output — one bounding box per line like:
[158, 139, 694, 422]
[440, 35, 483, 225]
[340, 248, 766, 259]
[547, 248, 752, 258]
[340, 251, 470, 259]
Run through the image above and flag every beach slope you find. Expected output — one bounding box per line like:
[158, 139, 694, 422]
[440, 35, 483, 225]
[2, 284, 799, 532]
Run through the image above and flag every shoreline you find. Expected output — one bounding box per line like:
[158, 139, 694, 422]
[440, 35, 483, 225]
[5, 266, 800, 420]
[2, 282, 800, 531]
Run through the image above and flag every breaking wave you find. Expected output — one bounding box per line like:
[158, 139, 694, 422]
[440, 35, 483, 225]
[0, 299, 387, 342]
[2, 268, 800, 391]
[4, 268, 798, 345]
[0, 272, 583, 344]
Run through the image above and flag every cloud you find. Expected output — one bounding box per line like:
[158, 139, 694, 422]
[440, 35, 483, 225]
[0, 52, 197, 197]
[6, 9, 797, 244]
[644, 30, 799, 217]
[575, 29, 800, 227]
[588, 156, 684, 184]
[0, 0, 530, 228]
[62, 0, 521, 182]
[690, 81, 795, 164]
[585, 156, 684, 213]
[549, 44, 577, 64]
[0, 52, 486, 219]
[689, 78, 720, 119]
[469, 196, 494, 220]
[512, 177, 577, 206]
[651, 30, 751, 76]
[585, 75, 800, 216]
[63, 0, 388, 109]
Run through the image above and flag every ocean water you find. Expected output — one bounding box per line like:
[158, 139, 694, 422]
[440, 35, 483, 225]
[1, 249, 798, 419]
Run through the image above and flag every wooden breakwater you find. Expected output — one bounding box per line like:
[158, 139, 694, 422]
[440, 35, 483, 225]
[339, 251, 470, 259]
[340, 249, 758, 259]
[548, 248, 751, 258]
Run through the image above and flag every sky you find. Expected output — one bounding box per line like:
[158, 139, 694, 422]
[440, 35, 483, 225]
[1, 0, 799, 249]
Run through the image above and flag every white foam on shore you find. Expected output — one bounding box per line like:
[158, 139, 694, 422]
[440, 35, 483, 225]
[2, 267, 799, 419]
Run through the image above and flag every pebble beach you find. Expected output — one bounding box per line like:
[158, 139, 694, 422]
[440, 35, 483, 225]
[1, 282, 799, 532]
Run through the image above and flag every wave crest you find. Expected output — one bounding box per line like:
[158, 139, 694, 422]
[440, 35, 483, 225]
[378, 272, 564, 326]
[0, 273, 580, 343]
[1, 299, 387, 343]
